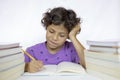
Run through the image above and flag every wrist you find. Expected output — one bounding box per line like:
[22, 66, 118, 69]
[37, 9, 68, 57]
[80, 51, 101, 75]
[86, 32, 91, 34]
[69, 36, 77, 41]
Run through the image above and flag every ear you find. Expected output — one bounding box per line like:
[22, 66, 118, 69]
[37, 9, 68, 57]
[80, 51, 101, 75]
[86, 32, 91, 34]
[67, 36, 71, 41]
[67, 34, 69, 39]
[67, 36, 70, 39]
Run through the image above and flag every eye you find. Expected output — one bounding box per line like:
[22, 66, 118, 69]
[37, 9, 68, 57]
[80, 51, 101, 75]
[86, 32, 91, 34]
[49, 30, 54, 33]
[60, 34, 66, 37]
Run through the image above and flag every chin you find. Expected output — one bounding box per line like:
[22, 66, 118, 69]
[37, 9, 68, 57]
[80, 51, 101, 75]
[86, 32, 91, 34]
[47, 43, 57, 49]
[49, 45, 58, 49]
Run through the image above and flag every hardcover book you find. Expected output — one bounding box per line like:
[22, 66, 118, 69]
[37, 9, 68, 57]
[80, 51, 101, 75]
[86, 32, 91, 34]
[24, 61, 86, 76]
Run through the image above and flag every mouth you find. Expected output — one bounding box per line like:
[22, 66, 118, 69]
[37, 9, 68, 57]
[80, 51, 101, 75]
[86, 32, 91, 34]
[48, 41, 58, 48]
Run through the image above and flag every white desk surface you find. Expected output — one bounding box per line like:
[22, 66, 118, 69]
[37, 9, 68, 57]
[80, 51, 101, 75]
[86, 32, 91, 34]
[16, 64, 102, 80]
[17, 74, 102, 80]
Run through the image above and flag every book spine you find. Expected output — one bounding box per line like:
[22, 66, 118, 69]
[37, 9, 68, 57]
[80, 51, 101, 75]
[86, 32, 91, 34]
[0, 63, 25, 79]
[84, 50, 120, 62]
[86, 62, 120, 79]
[89, 46, 118, 53]
[0, 56, 24, 71]
[87, 69, 120, 80]
[0, 47, 22, 57]
[0, 52, 24, 63]
[85, 57, 120, 70]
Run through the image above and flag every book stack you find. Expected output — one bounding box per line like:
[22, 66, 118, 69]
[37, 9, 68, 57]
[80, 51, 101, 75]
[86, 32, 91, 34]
[0, 42, 25, 80]
[84, 40, 120, 80]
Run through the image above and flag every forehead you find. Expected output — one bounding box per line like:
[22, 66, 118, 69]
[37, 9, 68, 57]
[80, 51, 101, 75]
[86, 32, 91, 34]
[47, 24, 68, 33]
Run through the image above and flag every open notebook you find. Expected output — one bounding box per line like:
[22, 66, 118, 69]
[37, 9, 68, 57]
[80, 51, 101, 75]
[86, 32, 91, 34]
[17, 62, 102, 80]
[24, 61, 86, 76]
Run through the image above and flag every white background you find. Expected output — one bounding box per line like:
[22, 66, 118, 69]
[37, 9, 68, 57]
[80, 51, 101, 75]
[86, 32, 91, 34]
[0, 0, 120, 49]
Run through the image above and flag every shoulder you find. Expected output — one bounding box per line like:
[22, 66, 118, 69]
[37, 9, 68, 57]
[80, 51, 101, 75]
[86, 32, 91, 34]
[64, 41, 74, 49]
[26, 42, 45, 51]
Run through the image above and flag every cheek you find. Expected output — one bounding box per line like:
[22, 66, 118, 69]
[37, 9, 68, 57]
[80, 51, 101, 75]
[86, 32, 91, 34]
[59, 34, 68, 41]
[59, 37, 67, 43]
[58, 39, 67, 46]
[46, 32, 50, 40]
[46, 32, 57, 41]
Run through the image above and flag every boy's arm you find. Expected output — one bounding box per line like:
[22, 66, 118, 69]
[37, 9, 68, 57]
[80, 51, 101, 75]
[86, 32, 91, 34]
[69, 24, 86, 69]
[23, 49, 44, 72]
[24, 60, 43, 73]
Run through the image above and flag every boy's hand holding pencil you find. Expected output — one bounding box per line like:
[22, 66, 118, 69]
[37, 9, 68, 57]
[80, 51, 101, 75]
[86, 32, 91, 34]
[22, 49, 44, 73]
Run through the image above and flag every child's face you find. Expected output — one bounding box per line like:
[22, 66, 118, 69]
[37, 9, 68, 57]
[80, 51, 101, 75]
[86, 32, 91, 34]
[46, 24, 68, 50]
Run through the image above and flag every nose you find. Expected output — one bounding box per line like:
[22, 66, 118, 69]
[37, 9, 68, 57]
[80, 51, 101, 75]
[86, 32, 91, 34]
[53, 34, 58, 41]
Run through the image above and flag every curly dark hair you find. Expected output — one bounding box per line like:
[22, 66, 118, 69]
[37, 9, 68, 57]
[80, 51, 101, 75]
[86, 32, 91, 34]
[41, 7, 81, 33]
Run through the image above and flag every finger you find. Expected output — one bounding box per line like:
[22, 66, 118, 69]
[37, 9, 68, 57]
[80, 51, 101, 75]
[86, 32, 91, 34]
[33, 65, 40, 69]
[32, 67, 40, 72]
[37, 61, 43, 67]
[34, 61, 43, 69]
[77, 28, 81, 34]
[30, 61, 40, 68]
[30, 60, 37, 64]
[30, 60, 43, 71]
[37, 61, 44, 70]
[31, 60, 41, 65]
[33, 65, 43, 72]
[28, 65, 39, 73]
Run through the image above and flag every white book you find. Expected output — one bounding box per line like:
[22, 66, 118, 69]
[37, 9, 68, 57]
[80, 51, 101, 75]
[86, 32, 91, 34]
[84, 50, 120, 62]
[0, 47, 22, 57]
[0, 52, 24, 63]
[86, 63, 120, 79]
[87, 40, 120, 47]
[85, 57, 120, 71]
[0, 42, 19, 49]
[0, 55, 24, 71]
[89, 46, 120, 53]
[3, 70, 24, 80]
[24, 61, 86, 76]
[87, 70, 120, 80]
[0, 63, 25, 80]
[17, 73, 102, 80]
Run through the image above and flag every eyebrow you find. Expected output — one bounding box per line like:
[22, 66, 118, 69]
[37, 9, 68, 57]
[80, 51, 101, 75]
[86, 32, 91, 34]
[49, 27, 68, 34]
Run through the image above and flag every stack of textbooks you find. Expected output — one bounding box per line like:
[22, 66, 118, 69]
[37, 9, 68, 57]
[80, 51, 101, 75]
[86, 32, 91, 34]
[0, 42, 25, 80]
[84, 40, 120, 80]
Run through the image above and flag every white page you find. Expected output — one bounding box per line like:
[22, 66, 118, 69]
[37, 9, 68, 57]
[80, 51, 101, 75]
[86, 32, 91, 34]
[57, 62, 86, 74]
[24, 65, 57, 76]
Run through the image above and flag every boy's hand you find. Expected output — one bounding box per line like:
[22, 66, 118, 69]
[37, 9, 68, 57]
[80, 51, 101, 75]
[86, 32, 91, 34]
[26, 60, 43, 73]
[69, 23, 81, 40]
